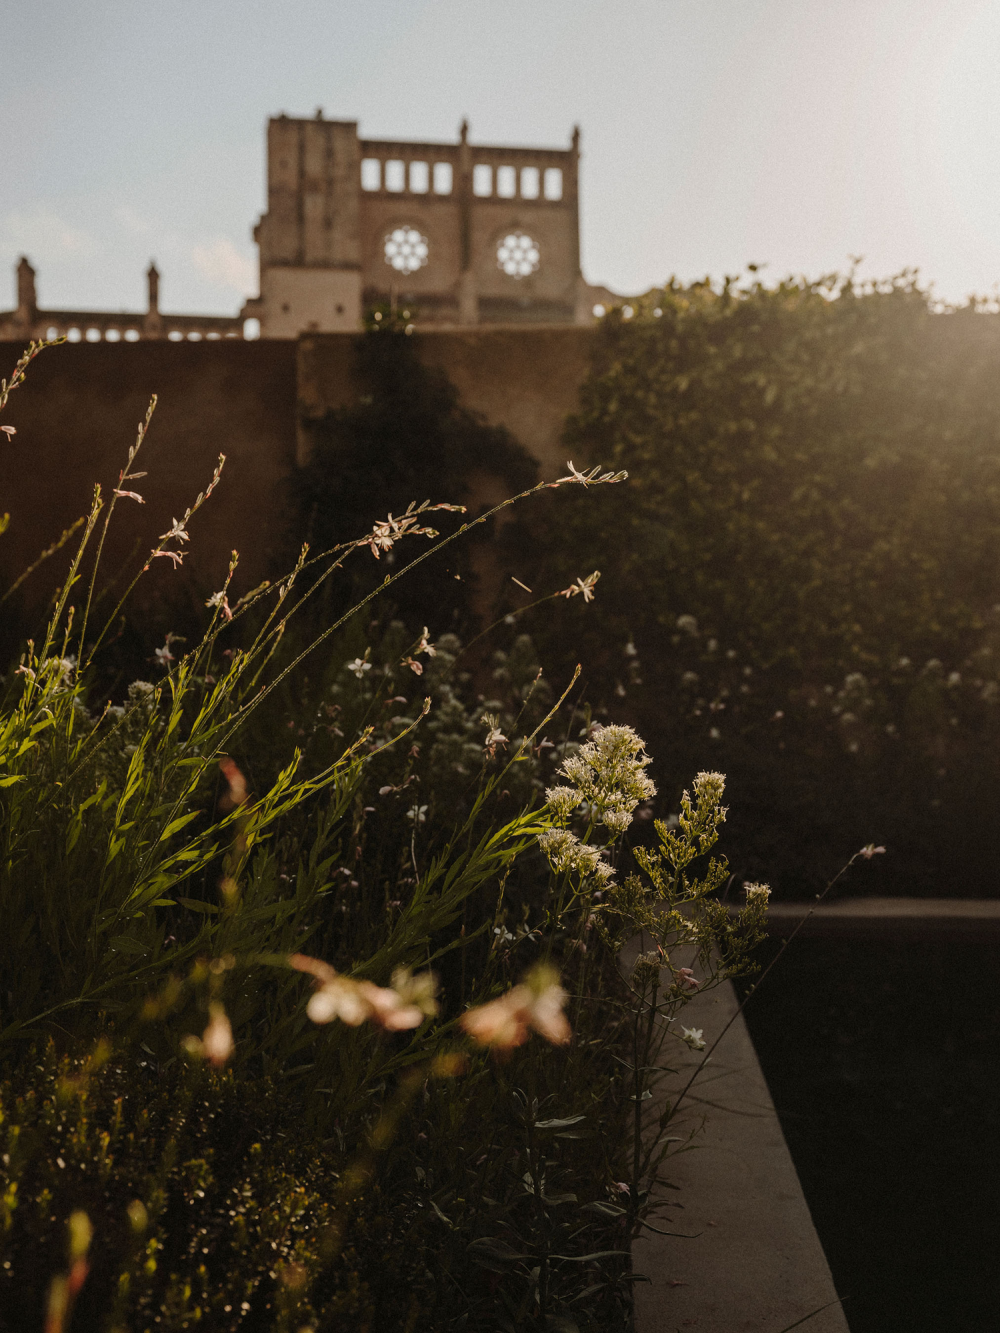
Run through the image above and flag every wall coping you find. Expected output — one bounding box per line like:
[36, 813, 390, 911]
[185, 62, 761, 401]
[620, 939, 850, 1333]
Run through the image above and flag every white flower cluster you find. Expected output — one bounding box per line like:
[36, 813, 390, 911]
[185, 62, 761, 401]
[537, 828, 614, 885]
[543, 785, 579, 821]
[551, 724, 656, 834]
[691, 770, 726, 808]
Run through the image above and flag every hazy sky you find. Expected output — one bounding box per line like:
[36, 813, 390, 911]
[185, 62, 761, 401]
[4, 0, 1000, 315]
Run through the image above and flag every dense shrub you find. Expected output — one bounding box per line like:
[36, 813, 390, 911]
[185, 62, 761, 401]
[522, 275, 1000, 895]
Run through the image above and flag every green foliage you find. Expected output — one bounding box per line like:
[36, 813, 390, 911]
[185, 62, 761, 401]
[563, 275, 1000, 668]
[524, 275, 1000, 894]
[0, 345, 764, 1331]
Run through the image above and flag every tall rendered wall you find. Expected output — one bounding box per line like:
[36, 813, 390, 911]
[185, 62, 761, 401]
[298, 326, 593, 474]
[0, 340, 298, 622]
[0, 327, 594, 624]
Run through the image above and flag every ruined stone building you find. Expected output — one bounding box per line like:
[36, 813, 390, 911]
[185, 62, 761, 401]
[0, 116, 616, 342]
[0, 257, 243, 344]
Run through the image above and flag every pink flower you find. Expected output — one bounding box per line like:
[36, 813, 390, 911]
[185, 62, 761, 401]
[859, 844, 886, 859]
[151, 549, 185, 568]
[201, 1003, 234, 1066]
[676, 967, 700, 989]
[289, 954, 436, 1031]
[461, 967, 571, 1050]
[114, 488, 145, 504]
[218, 757, 248, 811]
[1, 425, 16, 439]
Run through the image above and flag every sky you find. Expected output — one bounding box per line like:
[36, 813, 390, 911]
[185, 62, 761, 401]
[4, 0, 1000, 315]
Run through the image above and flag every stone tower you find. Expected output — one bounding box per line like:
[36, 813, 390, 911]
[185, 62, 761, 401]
[246, 113, 597, 336]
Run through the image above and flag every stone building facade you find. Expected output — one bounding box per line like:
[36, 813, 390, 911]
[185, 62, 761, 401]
[243, 114, 610, 335]
[1, 115, 617, 342]
[0, 257, 244, 344]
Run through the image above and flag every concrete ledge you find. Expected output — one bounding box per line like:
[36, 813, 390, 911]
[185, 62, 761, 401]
[748, 896, 1000, 940]
[631, 978, 849, 1333]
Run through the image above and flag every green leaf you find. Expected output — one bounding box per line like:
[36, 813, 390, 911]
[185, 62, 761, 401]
[466, 1237, 532, 1268]
[108, 935, 148, 956]
[535, 1114, 586, 1130]
[159, 810, 202, 842]
[550, 1250, 629, 1262]
[177, 897, 218, 915]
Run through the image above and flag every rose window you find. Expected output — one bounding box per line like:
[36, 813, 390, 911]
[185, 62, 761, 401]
[497, 232, 540, 278]
[384, 227, 429, 274]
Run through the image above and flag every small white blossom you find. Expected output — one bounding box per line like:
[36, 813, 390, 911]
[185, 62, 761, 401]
[346, 656, 371, 679]
[416, 627, 437, 657]
[206, 590, 233, 621]
[159, 517, 191, 544]
[558, 570, 601, 602]
[680, 1026, 706, 1051]
[482, 712, 508, 756]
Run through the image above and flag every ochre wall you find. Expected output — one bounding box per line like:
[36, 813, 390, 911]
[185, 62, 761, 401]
[0, 326, 594, 625]
[0, 339, 298, 619]
[298, 324, 594, 475]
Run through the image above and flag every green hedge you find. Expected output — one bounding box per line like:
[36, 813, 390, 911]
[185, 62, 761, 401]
[522, 276, 1000, 895]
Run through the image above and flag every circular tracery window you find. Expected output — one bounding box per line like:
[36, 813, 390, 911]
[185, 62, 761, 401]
[497, 232, 540, 278]
[384, 227, 429, 274]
